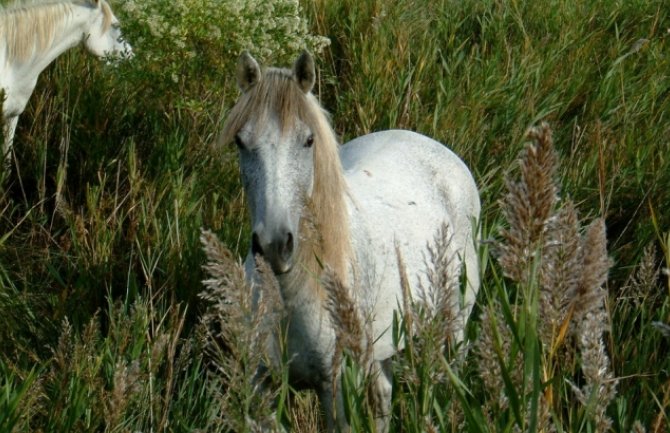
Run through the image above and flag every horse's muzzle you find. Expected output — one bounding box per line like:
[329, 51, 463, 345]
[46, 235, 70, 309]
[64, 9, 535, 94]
[252, 230, 294, 274]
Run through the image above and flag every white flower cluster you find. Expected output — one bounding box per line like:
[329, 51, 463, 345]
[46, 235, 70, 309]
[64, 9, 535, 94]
[117, 0, 329, 72]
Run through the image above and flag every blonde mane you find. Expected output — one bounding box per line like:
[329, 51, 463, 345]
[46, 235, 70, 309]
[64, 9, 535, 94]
[220, 67, 352, 290]
[0, 0, 112, 62]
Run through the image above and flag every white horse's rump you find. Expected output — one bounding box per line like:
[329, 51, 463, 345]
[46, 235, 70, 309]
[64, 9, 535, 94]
[0, 0, 132, 165]
[220, 51, 480, 432]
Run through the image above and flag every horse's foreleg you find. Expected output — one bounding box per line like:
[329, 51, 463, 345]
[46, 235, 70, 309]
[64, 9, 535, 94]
[250, 363, 287, 432]
[319, 379, 348, 433]
[371, 359, 393, 433]
[2, 116, 18, 169]
[320, 360, 392, 433]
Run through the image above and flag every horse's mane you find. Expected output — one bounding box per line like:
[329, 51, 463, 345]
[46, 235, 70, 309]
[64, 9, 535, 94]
[220, 67, 352, 290]
[0, 0, 112, 62]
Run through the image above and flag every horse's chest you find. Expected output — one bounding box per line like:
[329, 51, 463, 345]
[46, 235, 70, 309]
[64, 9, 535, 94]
[286, 345, 329, 387]
[282, 302, 335, 386]
[1, 78, 38, 117]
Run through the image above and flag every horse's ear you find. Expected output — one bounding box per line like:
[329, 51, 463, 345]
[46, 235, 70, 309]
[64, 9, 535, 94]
[237, 51, 261, 92]
[293, 51, 315, 94]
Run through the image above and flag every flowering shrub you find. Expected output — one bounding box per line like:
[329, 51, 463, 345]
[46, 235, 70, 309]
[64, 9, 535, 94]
[115, 0, 329, 96]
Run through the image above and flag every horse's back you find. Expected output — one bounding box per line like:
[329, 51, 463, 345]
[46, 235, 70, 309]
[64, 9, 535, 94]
[342, 130, 479, 225]
[341, 130, 480, 359]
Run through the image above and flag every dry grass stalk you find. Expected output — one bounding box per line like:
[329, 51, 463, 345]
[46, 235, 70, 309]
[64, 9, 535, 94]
[491, 123, 617, 431]
[199, 229, 249, 314]
[573, 219, 612, 325]
[417, 222, 460, 350]
[104, 359, 141, 428]
[488, 124, 564, 419]
[395, 223, 460, 359]
[536, 392, 557, 433]
[622, 244, 659, 308]
[395, 226, 466, 430]
[652, 408, 668, 433]
[323, 267, 371, 370]
[631, 420, 647, 433]
[322, 266, 379, 421]
[499, 122, 559, 285]
[570, 219, 616, 433]
[289, 392, 322, 433]
[199, 228, 284, 430]
[539, 200, 582, 347]
[476, 304, 519, 413]
[396, 243, 414, 346]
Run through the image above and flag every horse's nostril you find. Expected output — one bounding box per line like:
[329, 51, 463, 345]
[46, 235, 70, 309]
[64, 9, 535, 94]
[251, 232, 263, 257]
[285, 232, 294, 255]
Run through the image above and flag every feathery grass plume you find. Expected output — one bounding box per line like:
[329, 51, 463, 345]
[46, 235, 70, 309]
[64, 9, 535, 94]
[512, 394, 556, 433]
[536, 200, 583, 402]
[622, 244, 659, 309]
[393, 226, 465, 431]
[322, 266, 380, 428]
[323, 267, 371, 370]
[103, 359, 141, 428]
[574, 219, 613, 326]
[499, 122, 558, 285]
[477, 300, 557, 433]
[417, 222, 460, 350]
[489, 123, 564, 427]
[570, 219, 616, 433]
[199, 228, 284, 431]
[631, 420, 647, 433]
[492, 123, 618, 432]
[476, 304, 517, 412]
[44, 316, 106, 432]
[539, 200, 582, 347]
[39, 299, 192, 432]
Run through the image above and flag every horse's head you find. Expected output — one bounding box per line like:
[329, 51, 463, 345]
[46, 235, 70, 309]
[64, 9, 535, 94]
[83, 0, 133, 60]
[224, 51, 319, 275]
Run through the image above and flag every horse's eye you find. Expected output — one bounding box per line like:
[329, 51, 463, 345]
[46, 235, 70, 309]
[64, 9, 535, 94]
[304, 134, 314, 148]
[234, 134, 245, 149]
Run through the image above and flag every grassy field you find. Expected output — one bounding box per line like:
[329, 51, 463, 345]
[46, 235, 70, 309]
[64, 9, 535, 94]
[1, 0, 669, 431]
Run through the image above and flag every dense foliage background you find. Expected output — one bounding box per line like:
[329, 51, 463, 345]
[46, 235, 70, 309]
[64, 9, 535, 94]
[0, 0, 668, 431]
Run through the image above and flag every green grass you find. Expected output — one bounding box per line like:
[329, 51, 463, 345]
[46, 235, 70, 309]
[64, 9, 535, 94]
[1, 0, 669, 431]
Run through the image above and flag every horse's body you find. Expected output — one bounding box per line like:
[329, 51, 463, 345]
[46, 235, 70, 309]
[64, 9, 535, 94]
[221, 52, 480, 432]
[343, 129, 480, 357]
[0, 0, 132, 164]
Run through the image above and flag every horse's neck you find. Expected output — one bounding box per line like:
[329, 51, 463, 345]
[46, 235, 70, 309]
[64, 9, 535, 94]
[278, 189, 351, 317]
[6, 5, 91, 84]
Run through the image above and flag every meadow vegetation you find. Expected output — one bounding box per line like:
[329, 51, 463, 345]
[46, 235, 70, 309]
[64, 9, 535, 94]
[0, 0, 668, 431]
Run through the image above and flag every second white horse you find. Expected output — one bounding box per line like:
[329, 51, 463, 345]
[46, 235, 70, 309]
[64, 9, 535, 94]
[0, 0, 132, 164]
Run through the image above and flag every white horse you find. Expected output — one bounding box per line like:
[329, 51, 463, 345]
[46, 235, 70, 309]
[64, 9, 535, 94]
[220, 51, 481, 432]
[0, 0, 132, 164]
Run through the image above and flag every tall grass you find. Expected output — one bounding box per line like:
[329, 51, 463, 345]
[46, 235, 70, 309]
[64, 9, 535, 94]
[0, 0, 668, 431]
